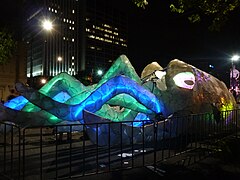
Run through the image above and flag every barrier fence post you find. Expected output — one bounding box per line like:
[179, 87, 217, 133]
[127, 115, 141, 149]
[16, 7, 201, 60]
[236, 109, 238, 138]
[22, 128, 26, 180]
[153, 120, 158, 171]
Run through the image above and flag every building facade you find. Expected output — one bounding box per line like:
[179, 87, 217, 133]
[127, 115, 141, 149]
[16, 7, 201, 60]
[23, 0, 128, 82]
[84, 0, 128, 75]
[0, 42, 27, 102]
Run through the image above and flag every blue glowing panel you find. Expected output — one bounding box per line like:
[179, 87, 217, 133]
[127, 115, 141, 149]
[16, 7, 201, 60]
[53, 91, 71, 103]
[17, 75, 163, 121]
[4, 96, 28, 110]
[132, 113, 150, 127]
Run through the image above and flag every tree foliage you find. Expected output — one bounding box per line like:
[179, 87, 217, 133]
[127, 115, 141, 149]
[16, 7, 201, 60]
[132, 0, 240, 31]
[0, 28, 16, 64]
[132, 0, 148, 9]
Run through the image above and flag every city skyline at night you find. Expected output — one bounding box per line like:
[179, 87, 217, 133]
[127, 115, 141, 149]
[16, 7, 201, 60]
[0, 0, 240, 83]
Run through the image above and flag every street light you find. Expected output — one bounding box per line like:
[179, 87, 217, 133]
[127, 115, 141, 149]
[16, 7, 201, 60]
[57, 56, 63, 62]
[42, 19, 53, 31]
[42, 19, 53, 77]
[28, 19, 53, 87]
[97, 69, 103, 76]
[40, 78, 47, 84]
[230, 55, 240, 90]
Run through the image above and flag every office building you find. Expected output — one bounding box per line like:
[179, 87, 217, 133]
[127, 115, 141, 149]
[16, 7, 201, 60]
[23, 0, 128, 81]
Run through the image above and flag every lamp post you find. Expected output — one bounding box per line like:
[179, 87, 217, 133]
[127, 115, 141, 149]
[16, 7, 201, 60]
[231, 55, 240, 90]
[42, 19, 53, 77]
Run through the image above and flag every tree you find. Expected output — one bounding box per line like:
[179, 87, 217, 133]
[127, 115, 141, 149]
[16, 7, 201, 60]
[0, 28, 16, 64]
[132, 0, 240, 31]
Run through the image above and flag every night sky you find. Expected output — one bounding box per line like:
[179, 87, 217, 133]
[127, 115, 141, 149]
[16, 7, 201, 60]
[123, 0, 240, 82]
[1, 0, 240, 84]
[0, 0, 22, 39]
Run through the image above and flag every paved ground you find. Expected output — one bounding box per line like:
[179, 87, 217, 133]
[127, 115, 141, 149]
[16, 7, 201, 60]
[76, 156, 240, 180]
[76, 136, 240, 180]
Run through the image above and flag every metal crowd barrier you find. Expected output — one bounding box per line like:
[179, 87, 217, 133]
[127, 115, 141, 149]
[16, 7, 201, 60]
[0, 109, 239, 179]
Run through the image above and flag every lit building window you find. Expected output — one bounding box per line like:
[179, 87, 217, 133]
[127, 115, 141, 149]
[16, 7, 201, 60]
[72, 56, 74, 60]
[105, 39, 112, 43]
[103, 24, 111, 28]
[105, 29, 112, 33]
[89, 35, 95, 38]
[72, 38, 74, 42]
[72, 9, 75, 14]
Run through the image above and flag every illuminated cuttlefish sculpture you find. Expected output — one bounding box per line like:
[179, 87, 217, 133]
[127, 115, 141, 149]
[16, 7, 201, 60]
[0, 54, 237, 145]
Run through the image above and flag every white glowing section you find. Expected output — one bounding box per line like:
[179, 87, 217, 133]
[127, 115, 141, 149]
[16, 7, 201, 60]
[42, 20, 53, 31]
[155, 70, 166, 79]
[173, 72, 195, 89]
[152, 62, 159, 66]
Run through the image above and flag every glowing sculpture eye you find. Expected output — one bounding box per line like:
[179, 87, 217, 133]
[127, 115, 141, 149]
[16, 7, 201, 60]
[173, 72, 195, 89]
[155, 70, 166, 79]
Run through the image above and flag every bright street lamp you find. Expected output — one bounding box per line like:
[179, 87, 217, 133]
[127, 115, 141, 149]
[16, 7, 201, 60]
[97, 69, 103, 76]
[40, 78, 47, 84]
[57, 56, 63, 62]
[231, 55, 240, 62]
[42, 19, 53, 31]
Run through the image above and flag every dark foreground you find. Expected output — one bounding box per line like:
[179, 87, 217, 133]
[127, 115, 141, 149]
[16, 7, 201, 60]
[79, 137, 240, 180]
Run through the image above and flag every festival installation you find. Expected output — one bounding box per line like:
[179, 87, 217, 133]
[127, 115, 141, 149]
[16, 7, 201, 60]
[0, 55, 237, 146]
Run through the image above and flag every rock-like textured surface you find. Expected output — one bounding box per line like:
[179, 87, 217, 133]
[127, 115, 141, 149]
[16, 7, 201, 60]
[142, 59, 236, 117]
